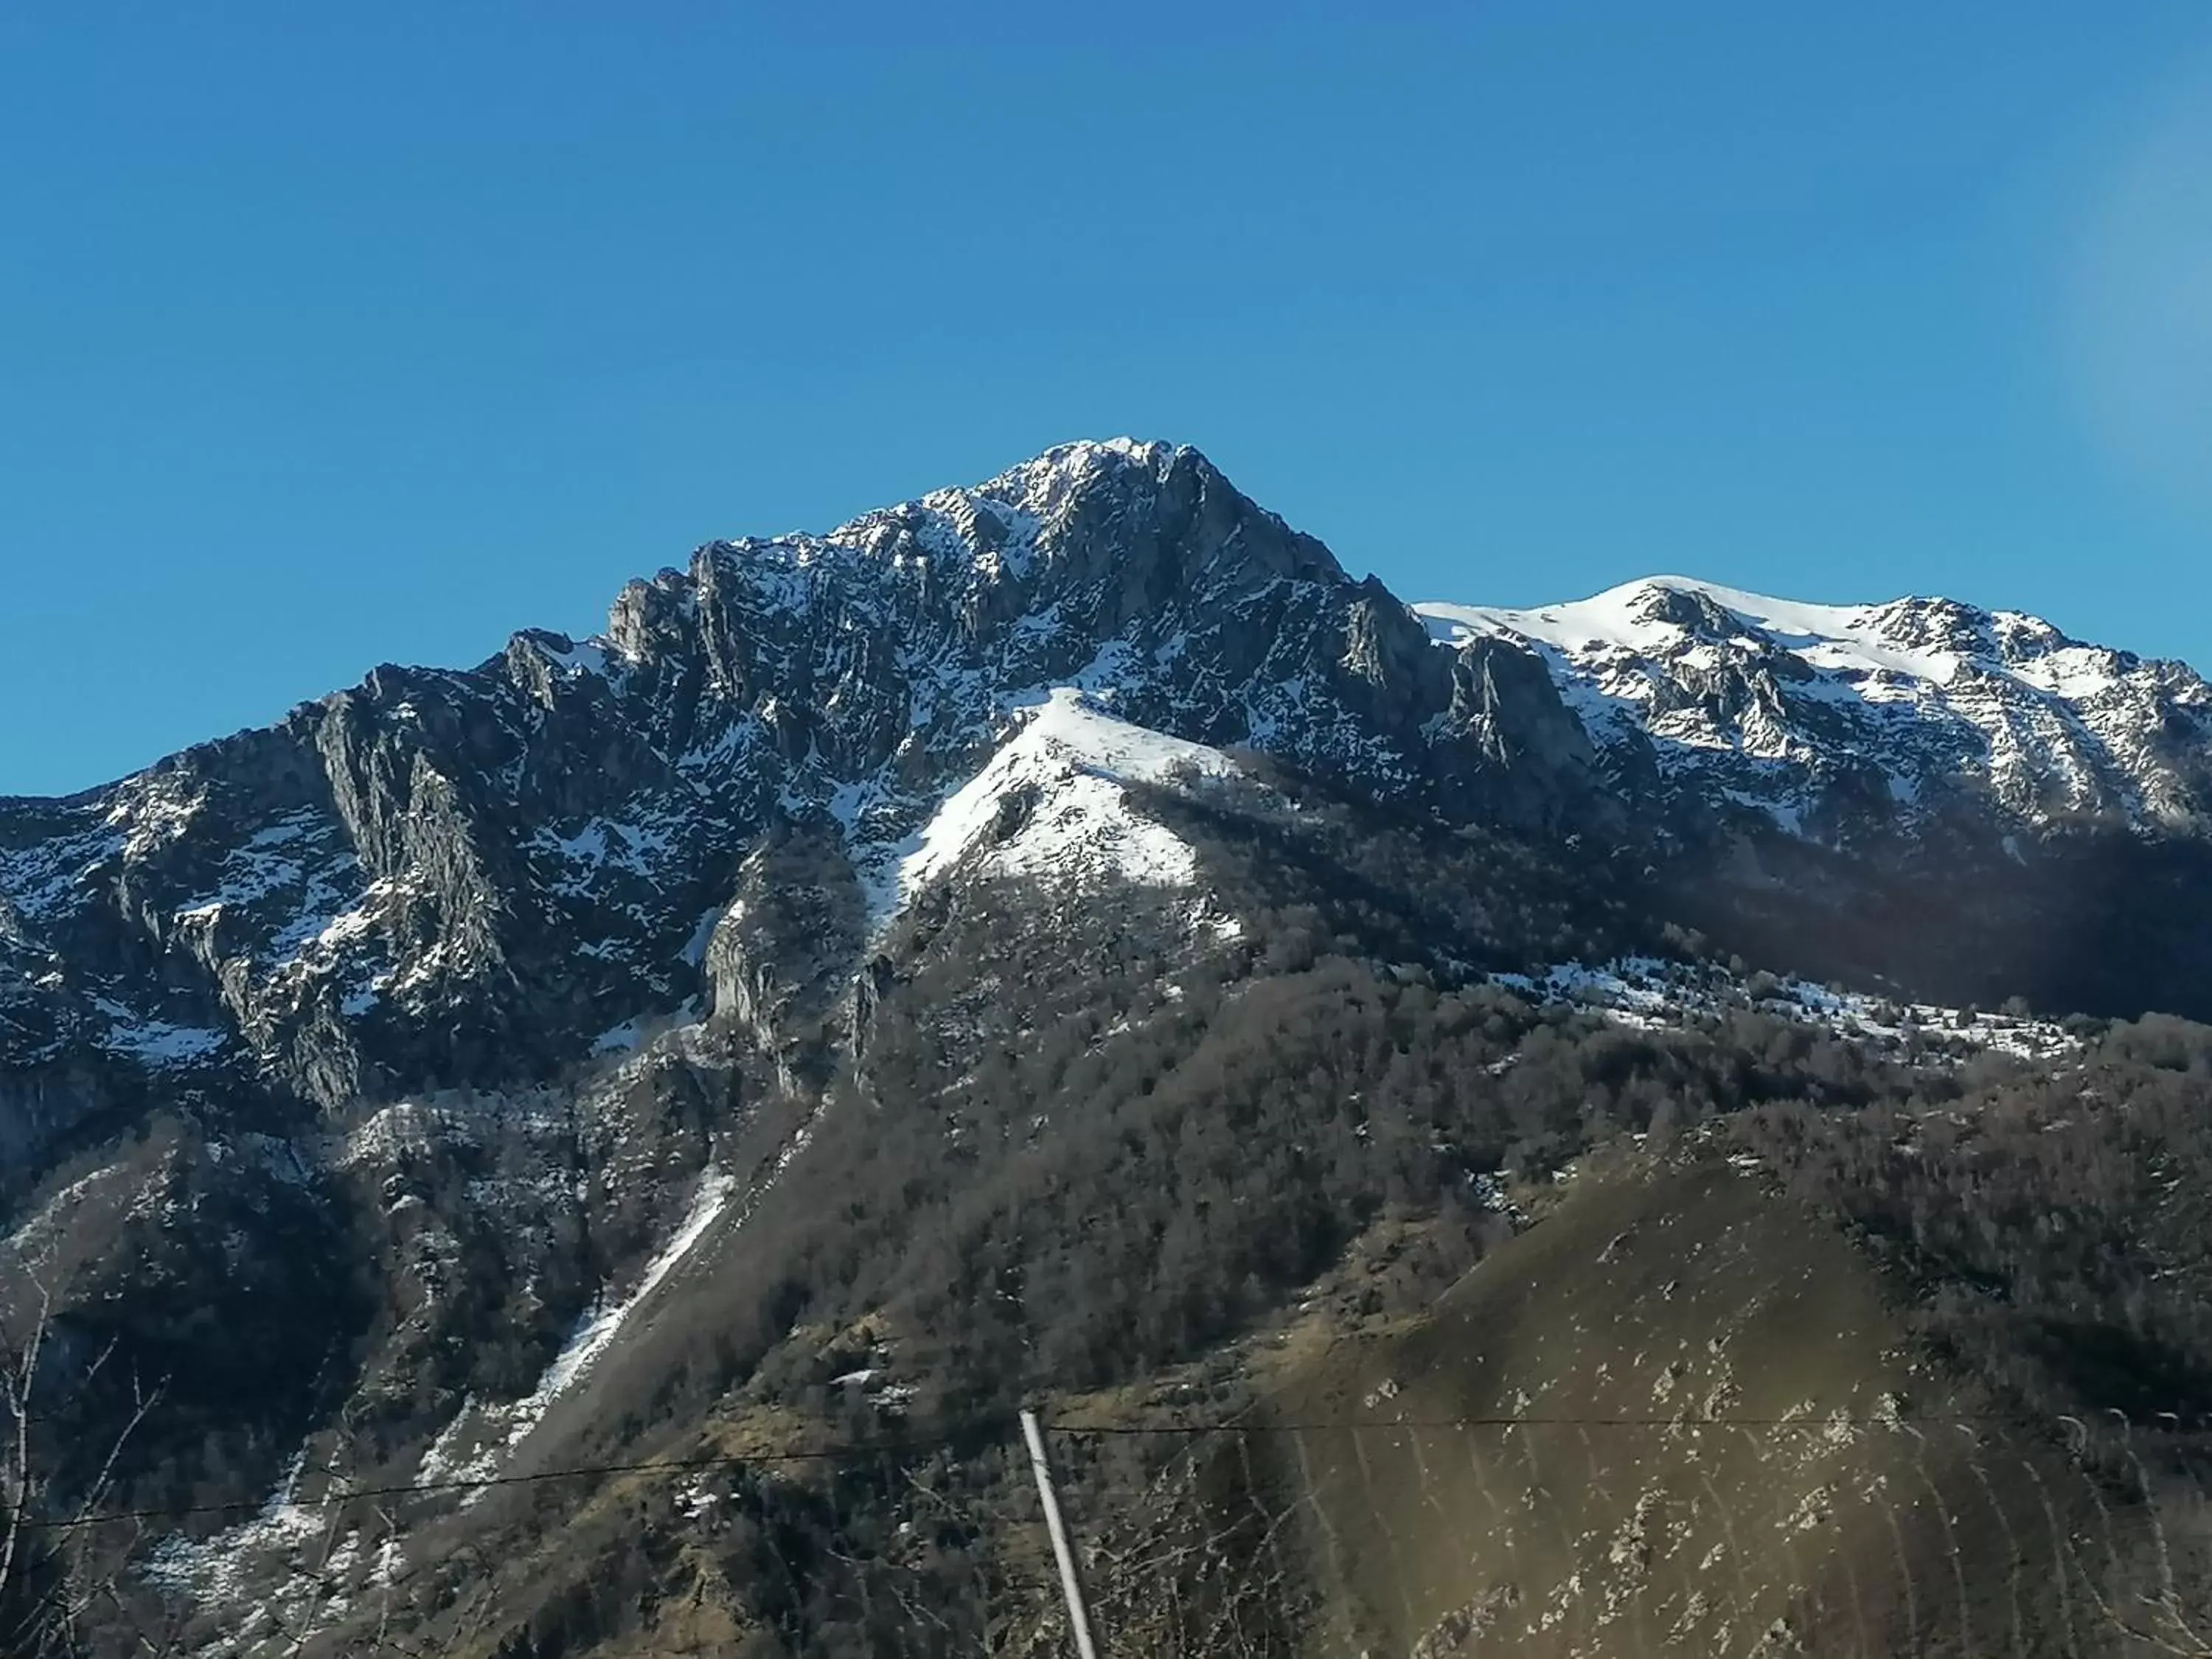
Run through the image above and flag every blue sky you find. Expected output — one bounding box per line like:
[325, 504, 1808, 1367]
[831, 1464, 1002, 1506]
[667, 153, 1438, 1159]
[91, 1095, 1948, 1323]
[5, 2, 2211, 796]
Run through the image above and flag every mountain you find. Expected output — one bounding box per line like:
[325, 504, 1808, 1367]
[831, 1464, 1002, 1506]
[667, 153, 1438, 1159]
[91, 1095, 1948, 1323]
[0, 439, 1599, 1175]
[5, 440, 2212, 1658]
[1421, 575, 2212, 840]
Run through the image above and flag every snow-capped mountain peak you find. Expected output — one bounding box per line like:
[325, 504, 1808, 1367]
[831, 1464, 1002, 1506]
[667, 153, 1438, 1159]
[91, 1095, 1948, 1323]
[824, 439, 1207, 581]
[1422, 576, 2104, 692]
[1417, 577, 2212, 836]
[10, 450, 2212, 1175]
[1, 439, 1536, 1138]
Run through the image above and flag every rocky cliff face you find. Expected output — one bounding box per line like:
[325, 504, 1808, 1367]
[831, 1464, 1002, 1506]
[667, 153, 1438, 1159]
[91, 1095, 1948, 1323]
[0, 439, 1605, 1185]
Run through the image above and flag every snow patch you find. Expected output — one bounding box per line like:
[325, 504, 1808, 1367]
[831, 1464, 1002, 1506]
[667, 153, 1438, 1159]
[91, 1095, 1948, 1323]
[532, 633, 613, 678]
[101, 1018, 226, 1066]
[874, 687, 1237, 931]
[145, 1447, 321, 1604]
[589, 1016, 648, 1056]
[530, 813, 680, 895]
[1493, 955, 2078, 1062]
[425, 1166, 737, 1503]
[338, 1103, 464, 1169]
[1416, 578, 2212, 835]
[678, 905, 723, 967]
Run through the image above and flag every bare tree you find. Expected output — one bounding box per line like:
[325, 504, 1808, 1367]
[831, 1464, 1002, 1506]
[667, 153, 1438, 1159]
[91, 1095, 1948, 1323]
[1, 1274, 164, 1658]
[2080, 1461, 2212, 1658]
[1062, 1447, 1312, 1659]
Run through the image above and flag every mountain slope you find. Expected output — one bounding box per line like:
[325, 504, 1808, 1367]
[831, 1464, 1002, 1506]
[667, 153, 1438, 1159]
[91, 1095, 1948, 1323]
[1418, 575, 2212, 1021]
[0, 440, 1604, 1188]
[7, 440, 2212, 1658]
[1255, 1147, 2101, 1658]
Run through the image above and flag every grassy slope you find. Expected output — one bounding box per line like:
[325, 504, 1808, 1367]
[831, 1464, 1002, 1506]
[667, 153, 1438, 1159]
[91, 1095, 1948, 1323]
[1248, 1144, 2120, 1658]
[307, 1138, 2171, 1659]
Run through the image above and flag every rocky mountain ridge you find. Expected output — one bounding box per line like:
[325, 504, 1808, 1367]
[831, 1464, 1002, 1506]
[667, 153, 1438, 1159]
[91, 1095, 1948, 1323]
[9, 442, 2212, 1181]
[1421, 575, 2212, 844]
[9, 439, 2212, 1658]
[1, 439, 1603, 1179]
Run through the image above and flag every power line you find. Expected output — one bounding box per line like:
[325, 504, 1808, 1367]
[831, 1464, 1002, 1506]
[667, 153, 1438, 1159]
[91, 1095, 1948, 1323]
[22, 1404, 2193, 1533]
[16, 1424, 1019, 1533]
[1051, 1411, 2165, 1433]
[17, 1405, 2202, 1659]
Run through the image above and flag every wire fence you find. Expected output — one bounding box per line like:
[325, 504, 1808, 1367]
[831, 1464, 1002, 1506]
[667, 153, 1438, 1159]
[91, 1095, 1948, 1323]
[26, 1408, 2212, 1658]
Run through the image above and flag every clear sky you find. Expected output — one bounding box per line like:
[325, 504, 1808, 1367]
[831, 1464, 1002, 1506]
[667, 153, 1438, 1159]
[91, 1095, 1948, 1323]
[6, 2, 2212, 796]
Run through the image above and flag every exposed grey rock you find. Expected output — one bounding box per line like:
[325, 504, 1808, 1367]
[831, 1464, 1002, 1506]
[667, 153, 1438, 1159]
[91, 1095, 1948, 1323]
[1, 439, 1603, 1183]
[704, 829, 865, 1093]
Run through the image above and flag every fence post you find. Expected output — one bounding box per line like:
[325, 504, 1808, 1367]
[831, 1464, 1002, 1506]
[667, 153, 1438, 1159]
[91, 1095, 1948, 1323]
[1020, 1408, 1103, 1659]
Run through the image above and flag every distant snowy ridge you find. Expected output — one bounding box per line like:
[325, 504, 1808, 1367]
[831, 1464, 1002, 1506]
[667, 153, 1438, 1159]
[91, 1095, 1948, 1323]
[1419, 576, 2212, 837]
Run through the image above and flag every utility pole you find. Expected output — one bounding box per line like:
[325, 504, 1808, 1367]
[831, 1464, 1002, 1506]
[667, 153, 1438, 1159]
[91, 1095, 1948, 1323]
[1020, 1408, 1102, 1659]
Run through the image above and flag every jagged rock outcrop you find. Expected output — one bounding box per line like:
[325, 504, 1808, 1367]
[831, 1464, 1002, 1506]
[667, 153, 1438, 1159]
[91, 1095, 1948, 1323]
[703, 830, 866, 1093]
[0, 439, 1601, 1181]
